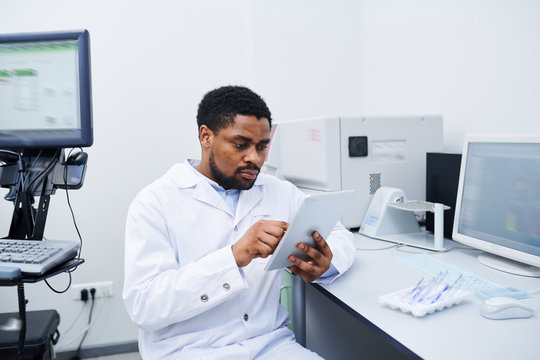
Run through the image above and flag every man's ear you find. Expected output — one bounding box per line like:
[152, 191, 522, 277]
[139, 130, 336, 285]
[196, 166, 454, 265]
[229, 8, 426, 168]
[199, 125, 214, 147]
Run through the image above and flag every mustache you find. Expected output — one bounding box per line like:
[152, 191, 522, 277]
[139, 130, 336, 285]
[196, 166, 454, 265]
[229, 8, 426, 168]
[235, 164, 261, 173]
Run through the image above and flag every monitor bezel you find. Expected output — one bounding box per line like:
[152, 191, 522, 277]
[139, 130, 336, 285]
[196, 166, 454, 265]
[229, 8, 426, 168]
[452, 134, 540, 268]
[0, 29, 93, 149]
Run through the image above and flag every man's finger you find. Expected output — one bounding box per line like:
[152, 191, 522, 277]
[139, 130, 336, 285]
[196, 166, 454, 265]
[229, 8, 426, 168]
[258, 232, 281, 251]
[296, 242, 323, 262]
[259, 220, 289, 237]
[312, 231, 332, 257]
[288, 254, 318, 275]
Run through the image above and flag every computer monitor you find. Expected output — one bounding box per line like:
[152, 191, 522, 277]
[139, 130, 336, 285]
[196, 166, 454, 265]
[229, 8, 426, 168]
[452, 135, 540, 277]
[0, 30, 93, 149]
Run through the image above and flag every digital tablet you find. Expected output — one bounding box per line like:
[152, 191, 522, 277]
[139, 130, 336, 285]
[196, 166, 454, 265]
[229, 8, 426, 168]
[264, 189, 355, 271]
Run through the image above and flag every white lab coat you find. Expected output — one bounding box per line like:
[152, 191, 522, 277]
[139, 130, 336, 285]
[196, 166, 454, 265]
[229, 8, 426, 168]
[123, 160, 355, 359]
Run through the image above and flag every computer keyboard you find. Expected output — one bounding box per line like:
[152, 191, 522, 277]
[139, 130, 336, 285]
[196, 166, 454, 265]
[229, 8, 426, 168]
[387, 200, 450, 212]
[395, 252, 508, 296]
[0, 238, 79, 275]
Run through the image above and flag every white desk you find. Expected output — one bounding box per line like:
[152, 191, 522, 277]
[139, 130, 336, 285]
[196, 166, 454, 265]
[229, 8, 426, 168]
[304, 233, 540, 360]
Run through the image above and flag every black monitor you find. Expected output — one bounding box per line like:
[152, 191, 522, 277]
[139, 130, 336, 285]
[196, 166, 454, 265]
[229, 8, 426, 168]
[0, 30, 93, 149]
[425, 152, 462, 239]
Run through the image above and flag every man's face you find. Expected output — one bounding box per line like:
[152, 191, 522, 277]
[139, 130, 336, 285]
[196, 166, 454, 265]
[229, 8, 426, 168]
[208, 114, 271, 190]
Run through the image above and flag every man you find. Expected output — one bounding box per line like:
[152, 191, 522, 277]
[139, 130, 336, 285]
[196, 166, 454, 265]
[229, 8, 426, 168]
[123, 86, 355, 359]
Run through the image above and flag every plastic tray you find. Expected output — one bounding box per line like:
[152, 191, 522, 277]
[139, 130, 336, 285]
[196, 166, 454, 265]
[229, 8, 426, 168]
[379, 286, 471, 317]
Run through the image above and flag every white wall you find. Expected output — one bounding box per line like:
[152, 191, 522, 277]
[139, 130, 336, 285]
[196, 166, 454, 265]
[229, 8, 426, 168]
[0, 0, 254, 351]
[1, 0, 539, 352]
[252, 0, 540, 152]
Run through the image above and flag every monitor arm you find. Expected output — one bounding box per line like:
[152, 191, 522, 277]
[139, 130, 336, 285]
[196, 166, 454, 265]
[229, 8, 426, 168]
[0, 148, 88, 240]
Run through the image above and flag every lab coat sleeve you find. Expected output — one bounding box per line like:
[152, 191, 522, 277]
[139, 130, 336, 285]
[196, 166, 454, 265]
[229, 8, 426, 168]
[122, 191, 248, 332]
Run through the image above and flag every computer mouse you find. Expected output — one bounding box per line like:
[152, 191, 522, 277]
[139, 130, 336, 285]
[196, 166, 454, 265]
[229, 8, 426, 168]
[479, 296, 534, 320]
[66, 151, 88, 165]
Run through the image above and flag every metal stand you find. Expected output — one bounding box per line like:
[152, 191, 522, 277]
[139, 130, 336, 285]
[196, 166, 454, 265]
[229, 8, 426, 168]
[16, 283, 27, 360]
[0, 259, 84, 359]
[7, 149, 61, 240]
[0, 147, 88, 359]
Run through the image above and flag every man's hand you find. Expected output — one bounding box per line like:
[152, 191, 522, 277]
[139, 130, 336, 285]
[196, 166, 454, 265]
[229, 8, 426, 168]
[232, 220, 289, 267]
[287, 231, 333, 282]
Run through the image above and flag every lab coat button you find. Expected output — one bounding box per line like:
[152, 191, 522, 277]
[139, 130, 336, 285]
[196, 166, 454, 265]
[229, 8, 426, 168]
[234, 225, 238, 232]
[223, 283, 230, 291]
[243, 313, 249, 321]
[200, 294, 209, 302]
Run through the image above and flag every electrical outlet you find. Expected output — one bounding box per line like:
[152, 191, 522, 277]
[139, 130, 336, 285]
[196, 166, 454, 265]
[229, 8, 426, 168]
[72, 281, 114, 301]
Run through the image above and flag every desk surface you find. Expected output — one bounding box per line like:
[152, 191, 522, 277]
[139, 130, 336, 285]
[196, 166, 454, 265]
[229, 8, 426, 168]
[315, 233, 540, 360]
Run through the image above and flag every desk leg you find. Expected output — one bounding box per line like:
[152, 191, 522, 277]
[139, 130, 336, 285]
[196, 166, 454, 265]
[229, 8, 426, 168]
[292, 273, 306, 346]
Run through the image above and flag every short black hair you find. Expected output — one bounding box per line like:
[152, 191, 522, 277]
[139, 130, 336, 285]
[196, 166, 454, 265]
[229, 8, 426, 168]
[197, 85, 272, 134]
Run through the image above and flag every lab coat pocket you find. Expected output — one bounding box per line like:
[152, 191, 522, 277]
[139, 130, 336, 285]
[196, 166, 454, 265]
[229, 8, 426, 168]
[249, 207, 273, 225]
[249, 206, 286, 225]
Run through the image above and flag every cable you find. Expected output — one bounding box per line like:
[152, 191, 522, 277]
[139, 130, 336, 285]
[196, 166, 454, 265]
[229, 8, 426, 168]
[64, 148, 84, 272]
[0, 150, 24, 203]
[0, 149, 21, 161]
[42, 148, 85, 292]
[44, 270, 73, 294]
[354, 236, 478, 254]
[23, 149, 55, 193]
[356, 244, 399, 251]
[55, 305, 102, 349]
[394, 244, 482, 255]
[71, 288, 96, 360]
[55, 299, 106, 350]
[59, 300, 89, 338]
[65, 172, 84, 259]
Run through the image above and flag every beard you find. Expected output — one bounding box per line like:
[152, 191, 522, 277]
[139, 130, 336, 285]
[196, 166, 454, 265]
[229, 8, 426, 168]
[209, 153, 260, 190]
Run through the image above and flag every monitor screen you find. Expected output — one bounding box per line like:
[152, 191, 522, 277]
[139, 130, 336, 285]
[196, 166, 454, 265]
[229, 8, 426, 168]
[453, 135, 540, 276]
[0, 30, 93, 149]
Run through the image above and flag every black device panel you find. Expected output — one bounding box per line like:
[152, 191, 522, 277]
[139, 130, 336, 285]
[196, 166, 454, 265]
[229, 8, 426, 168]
[425, 152, 462, 239]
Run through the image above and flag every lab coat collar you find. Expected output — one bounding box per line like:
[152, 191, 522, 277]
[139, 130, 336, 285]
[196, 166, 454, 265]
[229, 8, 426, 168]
[168, 160, 267, 221]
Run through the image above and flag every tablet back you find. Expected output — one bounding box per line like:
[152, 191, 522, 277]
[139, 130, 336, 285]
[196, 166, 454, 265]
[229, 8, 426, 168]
[264, 190, 355, 271]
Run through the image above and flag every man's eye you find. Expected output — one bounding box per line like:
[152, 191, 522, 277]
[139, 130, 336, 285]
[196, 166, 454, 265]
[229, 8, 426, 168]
[257, 144, 268, 151]
[234, 143, 247, 149]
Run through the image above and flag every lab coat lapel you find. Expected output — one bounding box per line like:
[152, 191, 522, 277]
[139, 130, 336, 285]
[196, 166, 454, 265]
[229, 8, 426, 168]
[235, 185, 263, 224]
[192, 179, 233, 216]
[171, 162, 232, 215]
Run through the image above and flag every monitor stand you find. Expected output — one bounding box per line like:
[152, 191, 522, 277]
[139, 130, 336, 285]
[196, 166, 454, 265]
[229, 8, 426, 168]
[372, 231, 448, 251]
[478, 252, 540, 278]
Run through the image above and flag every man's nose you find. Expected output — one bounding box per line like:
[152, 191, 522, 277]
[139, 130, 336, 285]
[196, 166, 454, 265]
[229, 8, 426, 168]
[243, 145, 261, 163]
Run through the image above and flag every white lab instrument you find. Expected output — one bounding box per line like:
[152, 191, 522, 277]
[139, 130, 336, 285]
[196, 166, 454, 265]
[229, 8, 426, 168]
[263, 115, 443, 229]
[359, 187, 449, 250]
